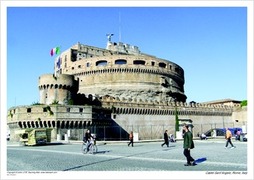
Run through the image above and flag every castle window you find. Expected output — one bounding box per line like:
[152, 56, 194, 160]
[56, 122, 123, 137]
[79, 108, 83, 113]
[86, 62, 90, 67]
[115, 59, 127, 65]
[133, 60, 145, 65]
[78, 65, 81, 68]
[27, 108, 31, 113]
[71, 49, 77, 62]
[159, 62, 166, 68]
[67, 108, 70, 112]
[96, 60, 107, 66]
[175, 67, 179, 73]
[151, 61, 155, 66]
[43, 107, 47, 112]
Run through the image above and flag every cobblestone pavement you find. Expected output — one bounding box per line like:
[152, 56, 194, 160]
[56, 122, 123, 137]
[6, 139, 247, 173]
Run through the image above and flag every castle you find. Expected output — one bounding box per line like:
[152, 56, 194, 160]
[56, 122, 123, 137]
[7, 37, 247, 141]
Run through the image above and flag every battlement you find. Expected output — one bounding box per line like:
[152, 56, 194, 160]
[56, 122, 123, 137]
[7, 104, 112, 129]
[101, 95, 240, 111]
[38, 74, 78, 105]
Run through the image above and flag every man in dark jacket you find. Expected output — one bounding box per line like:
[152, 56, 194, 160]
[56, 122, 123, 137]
[161, 130, 169, 147]
[183, 124, 196, 166]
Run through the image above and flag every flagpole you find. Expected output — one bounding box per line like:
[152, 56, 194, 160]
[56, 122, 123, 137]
[50, 46, 61, 78]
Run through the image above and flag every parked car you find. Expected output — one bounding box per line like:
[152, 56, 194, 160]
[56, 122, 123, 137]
[204, 128, 242, 137]
[204, 128, 225, 137]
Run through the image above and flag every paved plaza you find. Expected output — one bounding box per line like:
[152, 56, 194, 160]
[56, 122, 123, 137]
[6, 139, 248, 172]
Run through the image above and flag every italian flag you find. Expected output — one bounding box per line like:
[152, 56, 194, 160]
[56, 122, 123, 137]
[50, 47, 60, 56]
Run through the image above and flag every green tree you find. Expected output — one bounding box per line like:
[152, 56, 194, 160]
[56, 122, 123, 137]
[175, 107, 179, 137]
[240, 100, 247, 107]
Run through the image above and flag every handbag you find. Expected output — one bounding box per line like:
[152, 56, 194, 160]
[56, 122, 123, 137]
[191, 140, 195, 149]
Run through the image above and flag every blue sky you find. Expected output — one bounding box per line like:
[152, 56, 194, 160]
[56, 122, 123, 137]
[7, 6, 247, 109]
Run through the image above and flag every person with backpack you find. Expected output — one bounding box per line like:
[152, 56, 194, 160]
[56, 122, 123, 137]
[225, 127, 236, 149]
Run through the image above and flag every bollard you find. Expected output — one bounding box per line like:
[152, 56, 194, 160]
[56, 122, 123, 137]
[64, 134, 69, 142]
[57, 134, 61, 141]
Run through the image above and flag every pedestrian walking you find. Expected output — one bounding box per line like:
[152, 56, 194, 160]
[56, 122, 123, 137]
[225, 127, 236, 149]
[161, 130, 169, 147]
[183, 124, 196, 166]
[128, 131, 134, 147]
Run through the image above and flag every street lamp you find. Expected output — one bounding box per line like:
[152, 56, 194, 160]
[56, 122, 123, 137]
[222, 111, 225, 129]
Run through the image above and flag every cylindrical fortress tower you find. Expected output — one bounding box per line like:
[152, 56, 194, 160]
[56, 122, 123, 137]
[56, 42, 187, 102]
[38, 74, 78, 105]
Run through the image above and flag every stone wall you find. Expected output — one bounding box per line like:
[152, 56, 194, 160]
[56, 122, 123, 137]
[38, 74, 78, 105]
[7, 105, 111, 141]
[56, 43, 187, 102]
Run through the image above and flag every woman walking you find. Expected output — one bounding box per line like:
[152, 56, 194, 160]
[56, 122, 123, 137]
[225, 127, 236, 149]
[128, 131, 134, 147]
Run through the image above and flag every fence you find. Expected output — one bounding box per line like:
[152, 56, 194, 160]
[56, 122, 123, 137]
[65, 121, 247, 141]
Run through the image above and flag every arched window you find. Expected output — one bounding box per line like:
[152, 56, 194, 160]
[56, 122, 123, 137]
[159, 62, 166, 68]
[115, 59, 127, 65]
[133, 60, 145, 65]
[175, 67, 179, 73]
[96, 60, 107, 66]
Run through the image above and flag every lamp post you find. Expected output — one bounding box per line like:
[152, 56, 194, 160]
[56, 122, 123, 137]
[222, 111, 225, 129]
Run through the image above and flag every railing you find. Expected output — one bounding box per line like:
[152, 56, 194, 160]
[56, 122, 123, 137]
[66, 121, 247, 141]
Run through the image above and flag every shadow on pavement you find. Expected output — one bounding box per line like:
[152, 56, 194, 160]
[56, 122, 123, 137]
[63, 148, 163, 171]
